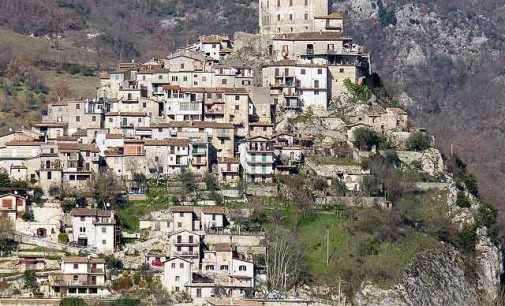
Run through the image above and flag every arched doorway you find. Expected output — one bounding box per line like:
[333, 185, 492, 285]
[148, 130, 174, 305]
[77, 235, 88, 247]
[36, 228, 47, 238]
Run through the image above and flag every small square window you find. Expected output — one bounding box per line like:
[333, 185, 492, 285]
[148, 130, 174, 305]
[102, 227, 106, 233]
[102, 239, 106, 245]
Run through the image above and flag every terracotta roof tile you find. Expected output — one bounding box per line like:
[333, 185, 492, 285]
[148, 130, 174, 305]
[169, 206, 195, 213]
[58, 143, 99, 153]
[71, 208, 112, 217]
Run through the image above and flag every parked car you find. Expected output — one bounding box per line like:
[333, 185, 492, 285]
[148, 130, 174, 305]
[151, 259, 163, 267]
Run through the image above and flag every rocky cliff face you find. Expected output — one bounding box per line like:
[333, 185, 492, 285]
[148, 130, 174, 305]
[333, 0, 505, 209]
[355, 245, 500, 306]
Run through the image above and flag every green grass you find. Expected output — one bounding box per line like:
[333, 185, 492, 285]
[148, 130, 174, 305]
[0, 28, 112, 69]
[288, 112, 315, 124]
[40, 70, 98, 97]
[118, 186, 174, 232]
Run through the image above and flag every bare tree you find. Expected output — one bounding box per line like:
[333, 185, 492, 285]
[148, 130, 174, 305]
[265, 222, 303, 291]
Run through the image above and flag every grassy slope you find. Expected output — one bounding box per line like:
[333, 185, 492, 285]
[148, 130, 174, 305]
[0, 28, 110, 68]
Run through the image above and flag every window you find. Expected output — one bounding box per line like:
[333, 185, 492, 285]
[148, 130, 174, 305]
[180, 63, 185, 69]
[102, 227, 106, 233]
[202, 76, 207, 82]
[220, 139, 225, 145]
[289, 14, 293, 21]
[92, 116, 96, 122]
[175, 276, 180, 281]
[301, 69, 306, 75]
[205, 265, 214, 270]
[235, 105, 240, 111]
[75, 116, 80, 122]
[171, 263, 176, 268]
[289, 0, 293, 5]
[158, 75, 163, 80]
[277, 0, 280, 6]
[197, 289, 202, 297]
[102, 239, 106, 245]
[212, 214, 216, 221]
[80, 216, 85, 221]
[108, 118, 113, 123]
[183, 76, 188, 82]
[318, 69, 323, 75]
[305, 13, 308, 20]
[47, 171, 52, 180]
[177, 246, 181, 252]
[143, 102, 147, 108]
[239, 265, 247, 271]
[314, 80, 319, 88]
[235, 95, 240, 101]
[315, 90, 320, 95]
[76, 104, 80, 110]
[340, 68, 344, 73]
[73, 275, 79, 281]
[305, 0, 308, 5]
[179, 212, 184, 217]
[221, 79, 227, 85]
[180, 263, 184, 268]
[171, 76, 178, 82]
[138, 118, 142, 123]
[175, 287, 179, 292]
[220, 265, 229, 271]
[277, 14, 280, 21]
[80, 227, 86, 233]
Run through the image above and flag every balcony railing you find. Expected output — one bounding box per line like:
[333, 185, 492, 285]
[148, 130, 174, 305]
[173, 239, 199, 246]
[174, 251, 200, 257]
[192, 150, 207, 156]
[215, 130, 231, 138]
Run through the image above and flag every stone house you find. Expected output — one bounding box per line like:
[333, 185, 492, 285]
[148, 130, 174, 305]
[70, 208, 120, 252]
[0, 193, 27, 222]
[169, 230, 202, 268]
[49, 256, 110, 297]
[262, 60, 329, 110]
[258, 0, 332, 35]
[217, 157, 241, 185]
[239, 136, 275, 183]
[144, 138, 191, 177]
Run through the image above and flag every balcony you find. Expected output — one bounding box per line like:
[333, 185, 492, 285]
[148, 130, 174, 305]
[220, 166, 239, 173]
[247, 155, 273, 164]
[246, 167, 273, 175]
[283, 91, 299, 98]
[173, 251, 199, 257]
[173, 239, 199, 246]
[192, 159, 207, 166]
[215, 130, 231, 138]
[192, 149, 207, 156]
[283, 101, 302, 109]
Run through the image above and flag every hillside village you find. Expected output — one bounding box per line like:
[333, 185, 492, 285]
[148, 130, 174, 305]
[0, 1, 501, 306]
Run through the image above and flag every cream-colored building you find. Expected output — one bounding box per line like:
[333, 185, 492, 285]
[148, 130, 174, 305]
[259, 0, 334, 35]
[49, 257, 110, 297]
[70, 208, 120, 253]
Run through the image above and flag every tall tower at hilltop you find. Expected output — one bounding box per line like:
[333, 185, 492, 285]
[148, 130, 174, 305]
[259, 0, 334, 35]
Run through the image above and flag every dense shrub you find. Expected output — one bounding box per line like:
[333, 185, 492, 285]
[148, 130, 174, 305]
[58, 233, 69, 244]
[59, 297, 88, 306]
[458, 223, 476, 253]
[104, 255, 123, 269]
[462, 173, 479, 197]
[112, 277, 133, 291]
[353, 128, 384, 151]
[384, 150, 401, 167]
[455, 192, 471, 208]
[22, 210, 34, 222]
[407, 132, 431, 151]
[476, 202, 500, 244]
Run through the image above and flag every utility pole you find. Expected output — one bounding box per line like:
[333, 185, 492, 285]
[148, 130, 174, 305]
[450, 143, 454, 157]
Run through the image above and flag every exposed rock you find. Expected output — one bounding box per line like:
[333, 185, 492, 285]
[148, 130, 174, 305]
[397, 148, 444, 176]
[401, 247, 477, 306]
[355, 283, 405, 306]
[355, 247, 479, 306]
[475, 227, 503, 303]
